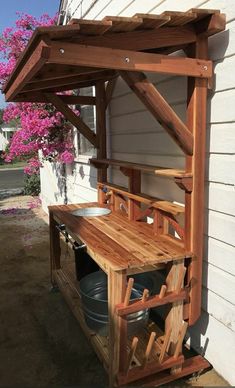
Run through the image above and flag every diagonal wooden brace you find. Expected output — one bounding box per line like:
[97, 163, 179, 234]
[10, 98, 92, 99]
[45, 93, 98, 147]
[120, 71, 194, 155]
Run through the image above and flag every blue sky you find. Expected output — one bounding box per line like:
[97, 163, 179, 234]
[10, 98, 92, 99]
[0, 0, 60, 107]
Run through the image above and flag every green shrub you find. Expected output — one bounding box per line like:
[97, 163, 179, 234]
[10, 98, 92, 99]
[23, 174, 40, 196]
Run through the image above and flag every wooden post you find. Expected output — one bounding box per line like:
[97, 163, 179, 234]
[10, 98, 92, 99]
[185, 36, 208, 325]
[165, 259, 184, 374]
[128, 169, 141, 220]
[108, 269, 127, 386]
[95, 81, 107, 191]
[49, 211, 61, 285]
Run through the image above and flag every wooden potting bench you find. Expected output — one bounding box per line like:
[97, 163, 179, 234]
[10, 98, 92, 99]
[3, 8, 226, 386]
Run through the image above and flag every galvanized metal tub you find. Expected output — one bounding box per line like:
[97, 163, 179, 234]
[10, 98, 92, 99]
[79, 271, 154, 336]
[71, 207, 111, 217]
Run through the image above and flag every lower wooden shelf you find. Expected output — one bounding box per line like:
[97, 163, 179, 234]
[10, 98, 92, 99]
[53, 262, 210, 386]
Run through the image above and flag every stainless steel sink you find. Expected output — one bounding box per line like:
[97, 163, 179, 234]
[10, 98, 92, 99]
[71, 207, 111, 217]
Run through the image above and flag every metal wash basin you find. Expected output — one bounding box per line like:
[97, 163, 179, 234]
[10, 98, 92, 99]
[71, 207, 111, 217]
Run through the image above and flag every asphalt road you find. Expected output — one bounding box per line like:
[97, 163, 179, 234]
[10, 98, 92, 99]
[0, 168, 24, 190]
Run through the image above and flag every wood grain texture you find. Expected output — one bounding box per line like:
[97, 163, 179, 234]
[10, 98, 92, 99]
[49, 203, 191, 271]
[49, 41, 212, 78]
[186, 37, 208, 326]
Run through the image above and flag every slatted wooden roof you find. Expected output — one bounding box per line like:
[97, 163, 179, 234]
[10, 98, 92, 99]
[3, 8, 225, 102]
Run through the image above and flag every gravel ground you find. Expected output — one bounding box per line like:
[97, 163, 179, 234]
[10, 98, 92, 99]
[0, 195, 229, 387]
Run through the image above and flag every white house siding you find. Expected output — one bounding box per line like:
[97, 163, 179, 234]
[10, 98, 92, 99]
[40, 0, 235, 384]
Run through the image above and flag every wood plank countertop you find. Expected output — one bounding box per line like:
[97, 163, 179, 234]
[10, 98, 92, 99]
[49, 203, 192, 273]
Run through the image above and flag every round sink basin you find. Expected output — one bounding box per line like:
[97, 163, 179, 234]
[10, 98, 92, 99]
[71, 207, 111, 217]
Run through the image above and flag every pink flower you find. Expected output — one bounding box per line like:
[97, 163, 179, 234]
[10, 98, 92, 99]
[59, 151, 74, 164]
[0, 13, 76, 171]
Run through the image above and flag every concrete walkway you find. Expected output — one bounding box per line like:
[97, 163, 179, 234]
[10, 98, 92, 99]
[0, 196, 229, 387]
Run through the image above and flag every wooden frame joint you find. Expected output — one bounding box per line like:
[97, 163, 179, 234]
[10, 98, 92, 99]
[175, 177, 193, 192]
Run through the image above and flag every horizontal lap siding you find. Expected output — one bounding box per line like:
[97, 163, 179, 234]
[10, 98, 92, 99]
[42, 0, 235, 384]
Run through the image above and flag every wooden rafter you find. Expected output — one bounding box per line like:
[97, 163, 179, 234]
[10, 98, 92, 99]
[31, 65, 105, 83]
[68, 26, 197, 51]
[45, 93, 98, 147]
[21, 70, 116, 93]
[48, 42, 212, 78]
[5, 39, 50, 101]
[120, 71, 194, 155]
[14, 93, 96, 105]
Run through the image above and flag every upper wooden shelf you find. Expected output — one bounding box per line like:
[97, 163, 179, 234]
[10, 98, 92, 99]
[49, 202, 192, 273]
[90, 158, 192, 179]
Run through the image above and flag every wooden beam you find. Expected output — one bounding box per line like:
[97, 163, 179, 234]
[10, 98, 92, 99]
[45, 93, 98, 147]
[186, 37, 208, 326]
[49, 41, 212, 78]
[5, 39, 50, 101]
[120, 72, 194, 155]
[31, 65, 104, 82]
[95, 81, 107, 183]
[15, 93, 96, 105]
[68, 26, 197, 51]
[116, 289, 186, 316]
[195, 12, 226, 37]
[21, 70, 115, 93]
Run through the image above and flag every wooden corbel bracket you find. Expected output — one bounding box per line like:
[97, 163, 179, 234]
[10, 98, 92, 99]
[175, 176, 193, 193]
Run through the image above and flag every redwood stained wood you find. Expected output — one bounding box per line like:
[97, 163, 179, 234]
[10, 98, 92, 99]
[2, 25, 81, 93]
[108, 269, 127, 382]
[91, 158, 192, 178]
[15, 93, 96, 105]
[119, 72, 194, 155]
[67, 26, 197, 51]
[104, 16, 143, 32]
[195, 12, 226, 37]
[133, 355, 210, 387]
[134, 14, 171, 30]
[5, 39, 50, 101]
[45, 93, 98, 147]
[127, 169, 141, 221]
[186, 37, 208, 325]
[97, 182, 184, 216]
[49, 203, 190, 271]
[31, 65, 104, 82]
[22, 70, 115, 93]
[48, 41, 212, 78]
[117, 354, 184, 385]
[165, 259, 184, 374]
[95, 81, 107, 183]
[161, 11, 197, 26]
[116, 289, 187, 316]
[69, 19, 113, 35]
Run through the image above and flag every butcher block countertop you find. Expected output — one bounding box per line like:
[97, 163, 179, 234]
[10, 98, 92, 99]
[49, 203, 192, 273]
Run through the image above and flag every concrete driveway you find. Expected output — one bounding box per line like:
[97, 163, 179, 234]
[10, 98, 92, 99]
[0, 168, 24, 190]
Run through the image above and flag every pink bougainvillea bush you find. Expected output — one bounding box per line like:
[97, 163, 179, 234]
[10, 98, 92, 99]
[0, 12, 76, 175]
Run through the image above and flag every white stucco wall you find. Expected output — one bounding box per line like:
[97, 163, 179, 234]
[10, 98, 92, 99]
[41, 1, 235, 385]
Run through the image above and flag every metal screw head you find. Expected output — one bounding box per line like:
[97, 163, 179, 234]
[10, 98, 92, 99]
[203, 65, 208, 71]
[125, 57, 130, 63]
[60, 48, 65, 54]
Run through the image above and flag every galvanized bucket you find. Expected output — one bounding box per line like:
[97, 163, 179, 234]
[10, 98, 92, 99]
[79, 271, 154, 336]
